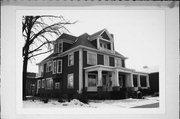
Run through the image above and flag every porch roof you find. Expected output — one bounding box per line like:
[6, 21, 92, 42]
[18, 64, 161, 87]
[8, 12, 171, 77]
[84, 65, 148, 75]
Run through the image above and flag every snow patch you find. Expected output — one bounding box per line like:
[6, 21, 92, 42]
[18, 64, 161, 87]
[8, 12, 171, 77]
[23, 96, 159, 108]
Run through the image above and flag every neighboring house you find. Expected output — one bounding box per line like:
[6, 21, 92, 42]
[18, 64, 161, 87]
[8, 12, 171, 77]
[149, 72, 159, 94]
[36, 29, 150, 99]
[26, 72, 36, 96]
[139, 66, 159, 95]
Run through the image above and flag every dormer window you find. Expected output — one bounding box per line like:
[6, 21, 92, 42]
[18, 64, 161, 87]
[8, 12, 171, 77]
[58, 42, 63, 53]
[54, 42, 63, 54]
[99, 39, 111, 51]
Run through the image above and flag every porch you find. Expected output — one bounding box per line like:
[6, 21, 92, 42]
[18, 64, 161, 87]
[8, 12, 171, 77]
[84, 65, 150, 93]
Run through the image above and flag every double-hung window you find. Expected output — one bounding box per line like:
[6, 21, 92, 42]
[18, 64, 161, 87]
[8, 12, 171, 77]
[53, 60, 57, 74]
[37, 80, 41, 89]
[104, 55, 109, 66]
[87, 52, 97, 65]
[68, 53, 74, 66]
[46, 78, 53, 89]
[58, 42, 63, 53]
[88, 73, 97, 87]
[67, 73, 74, 88]
[57, 59, 62, 73]
[115, 58, 122, 67]
[46, 61, 52, 72]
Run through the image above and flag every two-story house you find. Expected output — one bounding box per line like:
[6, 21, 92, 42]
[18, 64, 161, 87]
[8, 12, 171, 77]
[36, 29, 150, 99]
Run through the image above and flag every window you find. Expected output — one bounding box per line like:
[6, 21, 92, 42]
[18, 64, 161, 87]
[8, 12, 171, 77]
[68, 53, 74, 66]
[55, 82, 60, 89]
[42, 79, 45, 88]
[140, 76, 147, 87]
[53, 60, 57, 74]
[37, 80, 41, 88]
[54, 42, 58, 53]
[104, 55, 109, 66]
[57, 59, 62, 73]
[38, 65, 43, 77]
[58, 42, 63, 53]
[46, 61, 52, 72]
[87, 52, 97, 65]
[67, 73, 74, 88]
[46, 78, 53, 89]
[115, 58, 122, 67]
[88, 74, 97, 87]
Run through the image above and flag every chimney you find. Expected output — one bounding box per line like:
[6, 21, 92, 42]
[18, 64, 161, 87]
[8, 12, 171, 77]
[110, 34, 114, 39]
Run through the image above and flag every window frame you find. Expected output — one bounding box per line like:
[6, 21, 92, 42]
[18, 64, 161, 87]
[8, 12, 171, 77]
[68, 52, 74, 66]
[115, 58, 122, 67]
[104, 55, 109, 66]
[88, 73, 97, 87]
[67, 73, 74, 88]
[58, 42, 63, 53]
[46, 61, 52, 72]
[87, 51, 97, 65]
[37, 80, 41, 88]
[55, 82, 60, 89]
[57, 59, 62, 74]
[46, 78, 53, 90]
[52, 60, 57, 74]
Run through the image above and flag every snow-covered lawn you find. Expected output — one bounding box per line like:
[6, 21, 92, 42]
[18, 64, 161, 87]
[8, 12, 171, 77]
[23, 96, 159, 108]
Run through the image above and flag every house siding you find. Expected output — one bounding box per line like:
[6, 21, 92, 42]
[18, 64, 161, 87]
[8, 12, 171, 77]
[62, 51, 79, 97]
[91, 39, 97, 48]
[63, 42, 72, 52]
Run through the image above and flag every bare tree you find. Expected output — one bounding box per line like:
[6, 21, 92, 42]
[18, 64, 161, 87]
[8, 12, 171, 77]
[22, 15, 75, 100]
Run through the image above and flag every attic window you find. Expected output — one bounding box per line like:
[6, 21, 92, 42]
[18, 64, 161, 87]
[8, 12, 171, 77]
[58, 42, 63, 53]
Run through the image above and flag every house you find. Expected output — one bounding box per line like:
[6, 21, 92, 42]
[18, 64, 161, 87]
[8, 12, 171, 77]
[139, 66, 159, 95]
[26, 72, 36, 96]
[36, 29, 150, 99]
[149, 72, 159, 95]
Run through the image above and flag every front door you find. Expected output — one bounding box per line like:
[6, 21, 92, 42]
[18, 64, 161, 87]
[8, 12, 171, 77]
[102, 74, 111, 91]
[119, 75, 125, 88]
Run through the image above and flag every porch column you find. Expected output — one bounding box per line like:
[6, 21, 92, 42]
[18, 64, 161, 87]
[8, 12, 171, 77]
[114, 70, 119, 86]
[97, 38, 100, 50]
[146, 75, 150, 88]
[130, 73, 134, 87]
[97, 69, 102, 86]
[85, 71, 88, 87]
[137, 75, 141, 87]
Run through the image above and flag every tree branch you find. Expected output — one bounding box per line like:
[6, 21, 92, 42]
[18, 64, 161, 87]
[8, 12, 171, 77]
[28, 49, 53, 59]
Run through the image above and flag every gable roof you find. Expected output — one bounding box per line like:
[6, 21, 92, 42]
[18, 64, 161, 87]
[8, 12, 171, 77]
[56, 33, 77, 41]
[89, 29, 105, 40]
[70, 33, 96, 49]
[38, 29, 128, 64]
[37, 53, 56, 65]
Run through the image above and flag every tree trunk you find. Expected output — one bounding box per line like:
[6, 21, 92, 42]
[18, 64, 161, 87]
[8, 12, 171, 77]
[22, 54, 28, 100]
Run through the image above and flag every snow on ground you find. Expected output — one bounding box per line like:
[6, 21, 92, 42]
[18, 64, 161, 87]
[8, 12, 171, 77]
[23, 96, 159, 108]
[23, 99, 94, 108]
[88, 96, 159, 108]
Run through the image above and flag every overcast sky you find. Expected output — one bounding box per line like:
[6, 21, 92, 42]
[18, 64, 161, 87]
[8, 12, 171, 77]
[27, 9, 165, 73]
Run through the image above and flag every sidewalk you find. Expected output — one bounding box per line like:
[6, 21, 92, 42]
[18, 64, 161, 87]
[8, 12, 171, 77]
[132, 102, 159, 108]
